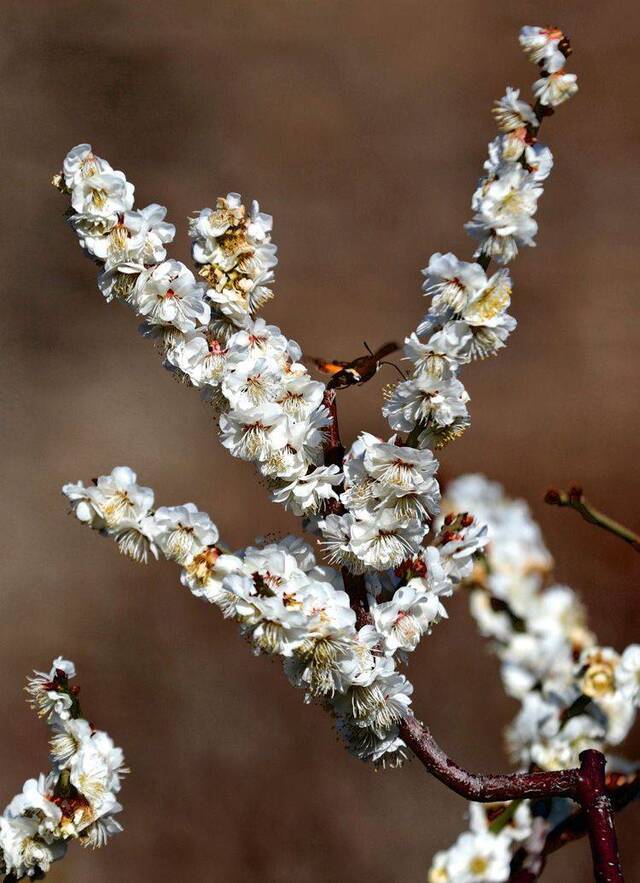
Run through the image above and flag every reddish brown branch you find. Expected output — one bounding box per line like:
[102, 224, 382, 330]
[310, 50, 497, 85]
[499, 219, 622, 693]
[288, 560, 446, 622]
[322, 389, 345, 472]
[341, 568, 373, 629]
[322, 390, 373, 628]
[577, 751, 624, 883]
[399, 715, 579, 802]
[547, 772, 639, 857]
[322, 358, 626, 881]
[509, 771, 638, 881]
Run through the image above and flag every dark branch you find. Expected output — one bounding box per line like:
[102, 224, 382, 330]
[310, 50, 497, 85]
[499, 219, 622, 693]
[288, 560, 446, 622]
[322, 389, 345, 472]
[576, 750, 624, 883]
[509, 770, 639, 881]
[399, 715, 579, 802]
[545, 485, 640, 553]
[322, 390, 373, 628]
[341, 568, 373, 630]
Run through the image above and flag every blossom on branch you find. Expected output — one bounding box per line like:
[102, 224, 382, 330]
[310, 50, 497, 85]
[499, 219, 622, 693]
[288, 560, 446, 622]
[430, 474, 639, 879]
[63, 468, 483, 768]
[51, 22, 636, 883]
[0, 660, 125, 879]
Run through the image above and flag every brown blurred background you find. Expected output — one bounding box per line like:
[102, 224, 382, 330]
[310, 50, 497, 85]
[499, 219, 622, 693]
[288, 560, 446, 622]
[1, 2, 639, 880]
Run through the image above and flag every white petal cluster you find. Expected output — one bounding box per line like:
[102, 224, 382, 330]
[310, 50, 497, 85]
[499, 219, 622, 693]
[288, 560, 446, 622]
[1, 660, 125, 879]
[466, 26, 576, 264]
[63, 466, 159, 564]
[443, 475, 639, 772]
[56, 29, 591, 821]
[189, 194, 277, 325]
[320, 432, 442, 574]
[382, 254, 513, 449]
[382, 27, 577, 464]
[428, 475, 638, 881]
[429, 801, 533, 883]
[519, 26, 579, 106]
[63, 467, 400, 764]
[56, 148, 340, 517]
[65, 469, 461, 768]
[432, 475, 638, 881]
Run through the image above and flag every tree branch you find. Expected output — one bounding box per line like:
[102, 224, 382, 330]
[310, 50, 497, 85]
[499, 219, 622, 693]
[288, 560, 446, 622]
[399, 715, 579, 802]
[322, 389, 345, 472]
[341, 568, 373, 629]
[321, 390, 374, 628]
[508, 770, 638, 881]
[321, 296, 626, 882]
[545, 485, 640, 553]
[576, 750, 624, 883]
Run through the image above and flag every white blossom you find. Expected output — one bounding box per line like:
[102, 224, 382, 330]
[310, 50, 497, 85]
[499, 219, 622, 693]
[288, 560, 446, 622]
[492, 87, 538, 132]
[151, 503, 219, 564]
[218, 403, 288, 461]
[533, 71, 579, 107]
[371, 581, 446, 655]
[383, 374, 470, 437]
[349, 510, 425, 571]
[1, 659, 125, 877]
[271, 464, 342, 515]
[422, 253, 487, 313]
[133, 260, 210, 333]
[616, 644, 640, 705]
[70, 169, 134, 217]
[519, 25, 567, 73]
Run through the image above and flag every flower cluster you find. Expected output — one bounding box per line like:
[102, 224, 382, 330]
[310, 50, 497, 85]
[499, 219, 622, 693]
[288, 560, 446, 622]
[444, 475, 640, 771]
[54, 147, 339, 519]
[56, 132, 493, 765]
[62, 466, 217, 565]
[189, 194, 277, 325]
[54, 25, 576, 579]
[519, 26, 579, 107]
[429, 475, 639, 881]
[382, 25, 577, 452]
[55, 26, 634, 883]
[318, 432, 443, 573]
[0, 660, 125, 880]
[429, 801, 535, 883]
[63, 467, 484, 767]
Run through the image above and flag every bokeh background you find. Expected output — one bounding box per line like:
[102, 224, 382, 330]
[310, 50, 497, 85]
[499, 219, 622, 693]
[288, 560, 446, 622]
[1, 1, 639, 880]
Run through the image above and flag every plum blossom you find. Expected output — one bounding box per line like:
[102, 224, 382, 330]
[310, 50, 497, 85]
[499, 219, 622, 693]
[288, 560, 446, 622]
[133, 260, 210, 333]
[53, 30, 601, 881]
[1, 661, 125, 878]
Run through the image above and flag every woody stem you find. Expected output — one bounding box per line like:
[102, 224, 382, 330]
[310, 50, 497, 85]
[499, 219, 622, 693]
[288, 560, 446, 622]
[321, 395, 625, 883]
[544, 486, 640, 553]
[576, 751, 624, 883]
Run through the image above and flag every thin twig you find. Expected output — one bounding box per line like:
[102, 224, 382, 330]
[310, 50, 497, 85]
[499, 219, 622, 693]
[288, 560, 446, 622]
[545, 485, 640, 553]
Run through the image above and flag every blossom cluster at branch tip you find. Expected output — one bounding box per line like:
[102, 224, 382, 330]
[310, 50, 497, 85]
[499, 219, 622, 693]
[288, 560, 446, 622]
[53, 142, 491, 579]
[429, 475, 639, 881]
[63, 468, 486, 767]
[382, 25, 578, 460]
[0, 660, 125, 880]
[53, 145, 341, 519]
[54, 27, 605, 841]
